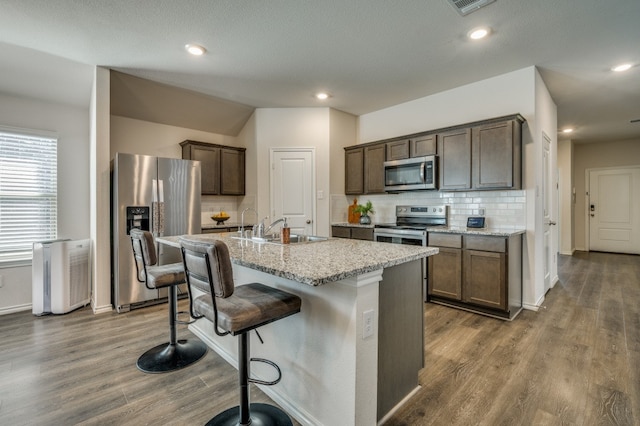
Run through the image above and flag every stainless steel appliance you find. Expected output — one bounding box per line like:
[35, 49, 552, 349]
[374, 205, 448, 300]
[111, 153, 201, 312]
[384, 155, 437, 192]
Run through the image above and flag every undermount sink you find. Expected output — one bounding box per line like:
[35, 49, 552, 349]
[232, 234, 328, 245]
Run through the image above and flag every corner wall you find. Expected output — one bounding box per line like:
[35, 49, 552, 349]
[0, 93, 90, 314]
[358, 66, 554, 310]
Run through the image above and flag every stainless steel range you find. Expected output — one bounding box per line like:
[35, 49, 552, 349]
[374, 205, 448, 299]
[374, 205, 448, 244]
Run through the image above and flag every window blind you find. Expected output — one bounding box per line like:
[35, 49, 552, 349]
[0, 130, 57, 264]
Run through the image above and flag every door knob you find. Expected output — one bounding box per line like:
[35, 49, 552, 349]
[306, 219, 312, 224]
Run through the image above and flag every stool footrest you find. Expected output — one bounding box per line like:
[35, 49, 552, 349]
[248, 357, 282, 386]
[175, 310, 197, 325]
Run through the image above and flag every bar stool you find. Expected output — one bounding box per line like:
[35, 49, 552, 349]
[180, 237, 301, 426]
[130, 229, 207, 373]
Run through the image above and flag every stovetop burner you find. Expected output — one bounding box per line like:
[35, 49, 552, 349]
[375, 205, 449, 230]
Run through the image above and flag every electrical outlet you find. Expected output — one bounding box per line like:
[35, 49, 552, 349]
[478, 208, 485, 216]
[363, 309, 374, 339]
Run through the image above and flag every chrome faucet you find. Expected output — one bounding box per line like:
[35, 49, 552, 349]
[240, 207, 258, 236]
[264, 217, 286, 237]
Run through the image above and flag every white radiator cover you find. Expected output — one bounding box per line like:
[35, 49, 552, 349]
[32, 239, 91, 315]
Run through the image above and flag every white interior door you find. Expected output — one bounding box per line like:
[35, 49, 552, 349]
[271, 149, 315, 236]
[588, 167, 640, 254]
[542, 134, 553, 293]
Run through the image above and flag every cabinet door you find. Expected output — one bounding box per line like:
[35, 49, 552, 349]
[411, 134, 436, 157]
[332, 226, 351, 238]
[345, 148, 364, 194]
[220, 148, 245, 195]
[351, 227, 373, 241]
[386, 140, 410, 160]
[189, 145, 220, 195]
[437, 128, 471, 190]
[463, 250, 506, 310]
[364, 143, 386, 194]
[472, 120, 519, 189]
[428, 247, 462, 300]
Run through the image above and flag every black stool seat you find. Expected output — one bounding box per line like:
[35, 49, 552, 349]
[130, 229, 207, 373]
[180, 237, 301, 426]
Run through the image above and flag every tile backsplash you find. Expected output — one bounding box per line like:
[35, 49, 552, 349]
[332, 190, 526, 230]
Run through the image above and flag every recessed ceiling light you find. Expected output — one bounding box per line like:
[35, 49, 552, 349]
[468, 27, 490, 40]
[611, 63, 632, 72]
[185, 44, 206, 56]
[315, 92, 330, 100]
[562, 128, 574, 133]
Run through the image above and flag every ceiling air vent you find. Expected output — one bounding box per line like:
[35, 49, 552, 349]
[446, 0, 496, 16]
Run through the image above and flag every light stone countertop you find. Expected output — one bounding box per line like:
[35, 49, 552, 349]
[426, 226, 526, 237]
[332, 222, 525, 237]
[158, 233, 438, 286]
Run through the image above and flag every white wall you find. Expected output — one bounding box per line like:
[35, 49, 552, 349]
[90, 66, 112, 314]
[255, 108, 355, 236]
[0, 93, 90, 314]
[358, 66, 555, 310]
[558, 139, 574, 254]
[110, 115, 239, 159]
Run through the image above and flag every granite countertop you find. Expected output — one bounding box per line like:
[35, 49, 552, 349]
[158, 233, 438, 286]
[426, 226, 526, 237]
[332, 222, 524, 237]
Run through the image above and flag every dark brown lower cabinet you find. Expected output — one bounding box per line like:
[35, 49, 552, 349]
[428, 232, 522, 320]
[331, 225, 374, 241]
[463, 249, 506, 310]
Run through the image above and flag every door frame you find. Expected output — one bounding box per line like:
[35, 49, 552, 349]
[269, 147, 317, 235]
[584, 165, 640, 252]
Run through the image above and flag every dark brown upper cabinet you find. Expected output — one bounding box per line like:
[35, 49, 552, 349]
[472, 118, 522, 190]
[180, 140, 245, 195]
[438, 128, 472, 191]
[345, 142, 386, 195]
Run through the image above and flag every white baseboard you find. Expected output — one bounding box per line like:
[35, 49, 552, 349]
[90, 300, 113, 315]
[0, 303, 31, 316]
[523, 293, 545, 311]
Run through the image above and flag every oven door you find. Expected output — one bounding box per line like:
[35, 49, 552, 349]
[373, 228, 427, 246]
[374, 228, 428, 301]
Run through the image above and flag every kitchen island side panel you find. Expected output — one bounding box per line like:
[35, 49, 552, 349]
[377, 259, 424, 421]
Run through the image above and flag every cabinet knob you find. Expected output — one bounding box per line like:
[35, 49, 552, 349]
[306, 219, 312, 224]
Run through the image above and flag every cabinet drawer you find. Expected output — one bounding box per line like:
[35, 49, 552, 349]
[351, 227, 374, 241]
[464, 235, 506, 252]
[332, 226, 351, 239]
[428, 233, 462, 248]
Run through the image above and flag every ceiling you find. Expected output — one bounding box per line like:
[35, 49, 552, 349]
[0, 0, 638, 142]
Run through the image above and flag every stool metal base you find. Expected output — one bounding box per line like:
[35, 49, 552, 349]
[136, 339, 207, 374]
[205, 403, 292, 426]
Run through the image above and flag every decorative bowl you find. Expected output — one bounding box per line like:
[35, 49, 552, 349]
[211, 214, 230, 225]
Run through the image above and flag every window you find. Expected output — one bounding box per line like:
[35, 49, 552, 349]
[0, 129, 57, 265]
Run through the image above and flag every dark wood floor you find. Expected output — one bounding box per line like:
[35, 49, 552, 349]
[0, 251, 638, 425]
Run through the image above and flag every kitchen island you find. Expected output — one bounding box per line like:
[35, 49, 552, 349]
[157, 233, 437, 426]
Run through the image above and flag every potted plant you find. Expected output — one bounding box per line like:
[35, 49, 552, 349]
[354, 200, 375, 225]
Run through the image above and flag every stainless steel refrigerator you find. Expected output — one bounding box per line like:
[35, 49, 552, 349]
[111, 153, 201, 313]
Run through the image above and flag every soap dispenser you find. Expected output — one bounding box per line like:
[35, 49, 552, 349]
[280, 218, 290, 244]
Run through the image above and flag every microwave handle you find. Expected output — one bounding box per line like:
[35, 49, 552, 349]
[420, 162, 425, 183]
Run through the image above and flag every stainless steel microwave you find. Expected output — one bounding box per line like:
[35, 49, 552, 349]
[384, 155, 437, 191]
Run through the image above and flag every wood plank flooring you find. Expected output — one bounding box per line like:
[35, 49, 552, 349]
[388, 251, 640, 426]
[0, 251, 638, 425]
